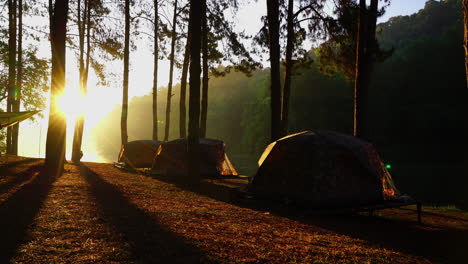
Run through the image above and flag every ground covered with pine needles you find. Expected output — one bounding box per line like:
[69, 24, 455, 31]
[1, 155, 467, 263]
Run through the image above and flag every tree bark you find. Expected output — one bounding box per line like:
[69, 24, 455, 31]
[83, 5, 90, 108]
[188, 0, 201, 182]
[354, 0, 377, 139]
[7, 0, 17, 155]
[281, 0, 294, 137]
[464, 0, 468, 88]
[72, 0, 86, 162]
[12, 0, 22, 155]
[49, 0, 53, 34]
[45, 0, 69, 178]
[164, 0, 178, 142]
[200, 0, 208, 138]
[180, 20, 191, 139]
[361, 0, 378, 140]
[121, 0, 130, 145]
[74, 0, 90, 162]
[152, 0, 159, 141]
[84, 2, 90, 90]
[353, 0, 366, 138]
[266, 0, 282, 142]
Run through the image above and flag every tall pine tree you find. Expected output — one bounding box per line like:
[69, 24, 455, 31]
[121, 0, 130, 145]
[45, 0, 69, 177]
[7, 0, 17, 154]
[12, 0, 22, 155]
[164, 0, 179, 142]
[188, 0, 201, 182]
[464, 0, 468, 87]
[152, 0, 159, 141]
[266, 0, 281, 141]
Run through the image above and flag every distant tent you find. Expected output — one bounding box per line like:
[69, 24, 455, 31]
[249, 130, 400, 207]
[118, 140, 162, 168]
[151, 138, 238, 177]
[0, 111, 40, 129]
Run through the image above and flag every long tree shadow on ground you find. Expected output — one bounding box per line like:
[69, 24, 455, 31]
[150, 173, 468, 263]
[0, 162, 44, 193]
[82, 165, 207, 263]
[0, 163, 54, 263]
[0, 156, 42, 172]
[301, 212, 468, 263]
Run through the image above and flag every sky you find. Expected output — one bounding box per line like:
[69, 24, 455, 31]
[379, 0, 429, 21]
[17, 0, 431, 162]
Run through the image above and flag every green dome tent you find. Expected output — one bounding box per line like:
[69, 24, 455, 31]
[249, 130, 400, 208]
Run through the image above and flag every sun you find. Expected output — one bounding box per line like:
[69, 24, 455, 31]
[57, 87, 86, 121]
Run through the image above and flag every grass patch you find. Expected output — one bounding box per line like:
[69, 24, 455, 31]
[424, 205, 467, 213]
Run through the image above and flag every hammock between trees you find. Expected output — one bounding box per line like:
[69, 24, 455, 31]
[0, 111, 40, 129]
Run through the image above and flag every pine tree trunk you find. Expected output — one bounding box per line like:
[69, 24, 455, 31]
[188, 0, 202, 182]
[281, 0, 294, 137]
[353, 0, 366, 138]
[48, 0, 53, 34]
[200, 0, 208, 138]
[12, 0, 22, 155]
[354, 0, 377, 139]
[80, 3, 91, 149]
[121, 0, 130, 145]
[45, 0, 69, 178]
[266, 0, 282, 142]
[361, 0, 378, 140]
[7, 0, 17, 155]
[464, 0, 468, 88]
[72, 0, 85, 162]
[164, 0, 178, 142]
[152, 0, 159, 141]
[180, 22, 190, 139]
[73, 0, 90, 162]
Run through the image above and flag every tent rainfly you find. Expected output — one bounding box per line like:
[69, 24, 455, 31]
[151, 138, 238, 177]
[249, 130, 401, 207]
[118, 140, 162, 168]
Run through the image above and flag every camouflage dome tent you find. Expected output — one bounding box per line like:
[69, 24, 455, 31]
[118, 140, 162, 168]
[249, 130, 400, 208]
[151, 138, 238, 177]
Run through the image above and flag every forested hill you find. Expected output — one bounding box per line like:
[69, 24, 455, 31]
[93, 0, 468, 207]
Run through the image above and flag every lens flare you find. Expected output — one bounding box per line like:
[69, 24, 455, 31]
[56, 88, 86, 120]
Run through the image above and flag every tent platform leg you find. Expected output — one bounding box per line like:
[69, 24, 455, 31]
[417, 202, 422, 225]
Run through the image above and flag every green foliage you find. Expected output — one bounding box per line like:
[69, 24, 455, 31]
[206, 0, 262, 76]
[316, 0, 392, 81]
[68, 0, 124, 87]
[253, 0, 328, 66]
[240, 73, 271, 156]
[18, 47, 49, 112]
[361, 0, 468, 207]
[0, 41, 49, 114]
